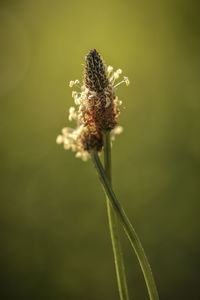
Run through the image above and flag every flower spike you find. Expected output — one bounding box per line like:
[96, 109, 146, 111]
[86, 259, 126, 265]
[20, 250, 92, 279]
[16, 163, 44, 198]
[56, 49, 129, 161]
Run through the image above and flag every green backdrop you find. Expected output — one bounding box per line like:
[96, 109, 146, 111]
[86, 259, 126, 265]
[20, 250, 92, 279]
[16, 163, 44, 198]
[0, 0, 200, 299]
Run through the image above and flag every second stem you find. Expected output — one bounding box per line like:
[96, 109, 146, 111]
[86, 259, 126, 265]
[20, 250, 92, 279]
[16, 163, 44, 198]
[104, 131, 129, 300]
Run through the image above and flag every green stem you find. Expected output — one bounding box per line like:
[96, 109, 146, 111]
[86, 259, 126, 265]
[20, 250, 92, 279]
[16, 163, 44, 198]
[90, 149, 159, 300]
[104, 131, 130, 300]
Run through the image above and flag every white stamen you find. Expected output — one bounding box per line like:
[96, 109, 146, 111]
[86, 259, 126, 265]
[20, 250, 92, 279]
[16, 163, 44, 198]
[114, 80, 124, 88]
[62, 127, 73, 136]
[64, 143, 71, 150]
[69, 81, 74, 87]
[107, 65, 113, 74]
[124, 76, 130, 86]
[69, 106, 77, 121]
[116, 68, 122, 74]
[56, 135, 63, 144]
[113, 126, 123, 135]
[118, 100, 122, 106]
[72, 91, 78, 98]
[113, 72, 120, 80]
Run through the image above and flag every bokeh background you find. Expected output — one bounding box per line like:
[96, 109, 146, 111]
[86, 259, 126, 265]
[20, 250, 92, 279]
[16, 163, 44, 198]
[0, 0, 200, 299]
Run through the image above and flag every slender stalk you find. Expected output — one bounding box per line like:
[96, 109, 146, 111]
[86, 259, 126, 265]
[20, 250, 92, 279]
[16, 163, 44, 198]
[90, 149, 159, 300]
[104, 131, 130, 300]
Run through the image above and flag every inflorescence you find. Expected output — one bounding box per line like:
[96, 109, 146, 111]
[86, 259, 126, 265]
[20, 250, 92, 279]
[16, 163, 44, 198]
[56, 49, 129, 161]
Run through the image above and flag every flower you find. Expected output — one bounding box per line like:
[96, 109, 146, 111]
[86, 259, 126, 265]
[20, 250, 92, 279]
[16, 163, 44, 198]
[56, 49, 129, 161]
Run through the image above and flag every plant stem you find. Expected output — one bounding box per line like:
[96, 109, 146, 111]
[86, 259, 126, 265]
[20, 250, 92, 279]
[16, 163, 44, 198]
[104, 131, 130, 300]
[90, 149, 159, 300]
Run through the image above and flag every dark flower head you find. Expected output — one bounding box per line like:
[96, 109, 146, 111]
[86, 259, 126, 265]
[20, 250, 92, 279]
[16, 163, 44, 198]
[85, 49, 109, 93]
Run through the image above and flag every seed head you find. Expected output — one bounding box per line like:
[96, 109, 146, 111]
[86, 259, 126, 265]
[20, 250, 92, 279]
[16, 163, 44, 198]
[56, 49, 129, 161]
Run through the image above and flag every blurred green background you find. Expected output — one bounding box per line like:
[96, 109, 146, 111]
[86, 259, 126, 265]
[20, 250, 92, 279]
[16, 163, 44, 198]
[0, 0, 200, 299]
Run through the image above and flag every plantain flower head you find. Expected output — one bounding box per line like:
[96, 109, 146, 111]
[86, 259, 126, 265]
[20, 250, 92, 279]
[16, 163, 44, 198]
[56, 49, 129, 161]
